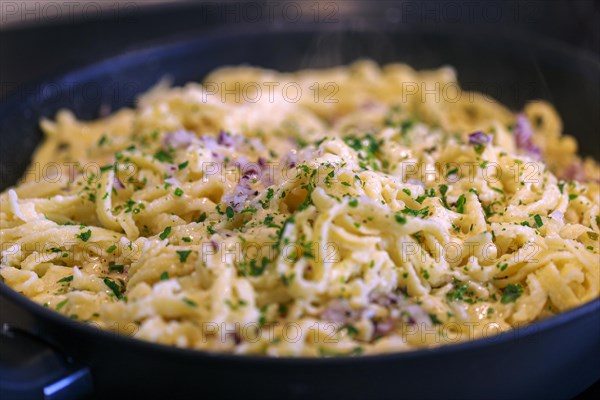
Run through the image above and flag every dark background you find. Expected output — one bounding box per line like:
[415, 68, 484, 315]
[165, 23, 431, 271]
[0, 1, 599, 399]
[1, 0, 599, 100]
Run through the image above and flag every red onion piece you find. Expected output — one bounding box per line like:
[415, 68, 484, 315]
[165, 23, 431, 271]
[514, 114, 541, 160]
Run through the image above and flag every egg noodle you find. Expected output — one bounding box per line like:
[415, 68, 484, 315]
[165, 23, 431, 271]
[1, 61, 599, 356]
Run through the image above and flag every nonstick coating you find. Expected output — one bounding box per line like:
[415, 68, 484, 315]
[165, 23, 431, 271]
[0, 28, 599, 400]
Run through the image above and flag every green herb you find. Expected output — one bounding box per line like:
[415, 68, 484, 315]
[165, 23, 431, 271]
[472, 142, 486, 154]
[421, 269, 430, 280]
[248, 257, 270, 277]
[106, 244, 117, 253]
[182, 297, 197, 307]
[176, 250, 192, 263]
[402, 206, 429, 218]
[225, 299, 248, 310]
[160, 271, 169, 281]
[534, 214, 543, 227]
[429, 314, 442, 325]
[159, 226, 171, 240]
[318, 346, 363, 357]
[348, 198, 359, 208]
[103, 277, 123, 299]
[455, 194, 466, 214]
[340, 324, 359, 337]
[109, 265, 124, 273]
[402, 188, 411, 196]
[57, 275, 73, 283]
[75, 229, 92, 242]
[280, 273, 296, 287]
[154, 149, 173, 163]
[414, 195, 426, 204]
[446, 167, 458, 177]
[226, 206, 234, 220]
[241, 208, 257, 214]
[446, 280, 472, 302]
[197, 212, 207, 223]
[314, 136, 328, 146]
[174, 188, 184, 197]
[439, 184, 448, 196]
[569, 194, 578, 201]
[98, 135, 108, 146]
[182, 236, 192, 243]
[395, 213, 407, 225]
[178, 161, 189, 170]
[500, 284, 523, 304]
[56, 299, 69, 311]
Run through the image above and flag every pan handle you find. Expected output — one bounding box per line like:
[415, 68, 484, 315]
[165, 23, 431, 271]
[0, 324, 93, 400]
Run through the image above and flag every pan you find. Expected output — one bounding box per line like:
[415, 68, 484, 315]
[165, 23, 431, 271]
[0, 18, 599, 400]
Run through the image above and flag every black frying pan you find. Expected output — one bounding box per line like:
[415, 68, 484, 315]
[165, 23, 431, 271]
[1, 11, 599, 400]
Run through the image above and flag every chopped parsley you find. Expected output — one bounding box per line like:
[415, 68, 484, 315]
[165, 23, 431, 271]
[75, 229, 92, 242]
[103, 277, 123, 299]
[395, 213, 407, 224]
[500, 284, 523, 304]
[455, 194, 466, 214]
[439, 184, 448, 196]
[280, 272, 296, 287]
[241, 257, 270, 277]
[56, 299, 69, 311]
[446, 280, 473, 302]
[318, 346, 363, 357]
[534, 214, 543, 227]
[154, 149, 173, 163]
[159, 226, 172, 240]
[402, 206, 429, 218]
[109, 265, 124, 273]
[446, 167, 458, 178]
[176, 250, 192, 263]
[182, 297, 197, 307]
[258, 188, 275, 209]
[340, 324, 359, 337]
